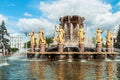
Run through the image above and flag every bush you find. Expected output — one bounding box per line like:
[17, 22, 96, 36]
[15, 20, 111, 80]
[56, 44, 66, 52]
[10, 48, 19, 53]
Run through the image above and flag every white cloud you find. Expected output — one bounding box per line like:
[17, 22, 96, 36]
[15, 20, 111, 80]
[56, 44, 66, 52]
[10, 33, 22, 37]
[24, 12, 32, 17]
[17, 18, 55, 36]
[39, 0, 120, 33]
[0, 14, 8, 23]
[17, 0, 120, 37]
[40, 0, 112, 20]
[117, 1, 120, 7]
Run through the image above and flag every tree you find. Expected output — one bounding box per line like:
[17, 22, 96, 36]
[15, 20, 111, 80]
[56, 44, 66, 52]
[24, 41, 30, 48]
[10, 48, 19, 53]
[46, 37, 53, 47]
[92, 37, 96, 45]
[0, 20, 10, 54]
[114, 25, 120, 48]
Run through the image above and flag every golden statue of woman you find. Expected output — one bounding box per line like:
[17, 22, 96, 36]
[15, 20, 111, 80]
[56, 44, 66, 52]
[95, 28, 102, 44]
[106, 29, 111, 46]
[39, 27, 46, 44]
[35, 34, 40, 48]
[29, 30, 35, 44]
[78, 27, 85, 44]
[110, 32, 113, 46]
[106, 29, 113, 46]
[55, 24, 65, 44]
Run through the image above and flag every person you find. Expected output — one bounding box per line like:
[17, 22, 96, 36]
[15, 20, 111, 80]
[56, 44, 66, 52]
[55, 24, 65, 44]
[39, 27, 46, 44]
[78, 27, 85, 44]
[29, 30, 35, 45]
[95, 28, 102, 44]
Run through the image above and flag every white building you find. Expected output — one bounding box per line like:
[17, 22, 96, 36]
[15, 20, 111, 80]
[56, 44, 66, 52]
[10, 36, 23, 49]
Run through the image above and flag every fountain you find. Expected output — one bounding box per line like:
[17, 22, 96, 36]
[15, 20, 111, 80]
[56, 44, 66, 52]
[27, 15, 117, 60]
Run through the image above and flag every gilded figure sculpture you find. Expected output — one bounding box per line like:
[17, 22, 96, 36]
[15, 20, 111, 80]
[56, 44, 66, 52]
[54, 24, 65, 44]
[95, 28, 102, 44]
[106, 29, 113, 46]
[35, 34, 40, 48]
[29, 30, 35, 44]
[110, 32, 113, 46]
[39, 27, 46, 44]
[106, 29, 111, 46]
[78, 27, 85, 44]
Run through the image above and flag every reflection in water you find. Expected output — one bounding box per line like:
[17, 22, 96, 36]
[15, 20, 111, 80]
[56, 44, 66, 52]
[77, 63, 85, 80]
[30, 61, 116, 80]
[0, 60, 120, 80]
[95, 62, 102, 80]
[56, 62, 64, 80]
[106, 62, 116, 80]
[117, 62, 120, 79]
[55, 62, 86, 80]
[29, 61, 46, 80]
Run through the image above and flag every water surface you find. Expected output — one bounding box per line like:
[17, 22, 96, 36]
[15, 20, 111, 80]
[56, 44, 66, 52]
[0, 58, 120, 80]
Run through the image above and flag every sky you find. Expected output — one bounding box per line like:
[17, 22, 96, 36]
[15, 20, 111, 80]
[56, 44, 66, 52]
[0, 0, 120, 40]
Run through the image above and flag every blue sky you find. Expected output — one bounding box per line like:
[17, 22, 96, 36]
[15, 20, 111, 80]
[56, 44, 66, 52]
[0, 0, 41, 17]
[0, 0, 120, 41]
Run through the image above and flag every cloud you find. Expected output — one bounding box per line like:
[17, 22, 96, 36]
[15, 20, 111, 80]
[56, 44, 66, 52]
[117, 1, 120, 7]
[40, 0, 112, 20]
[0, 14, 8, 23]
[39, 0, 120, 36]
[17, 18, 55, 36]
[24, 12, 32, 17]
[16, 0, 120, 38]
[10, 33, 22, 37]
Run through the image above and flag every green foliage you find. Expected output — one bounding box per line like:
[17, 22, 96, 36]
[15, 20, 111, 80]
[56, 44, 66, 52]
[10, 48, 19, 53]
[0, 20, 10, 53]
[92, 37, 96, 45]
[24, 41, 30, 48]
[102, 43, 105, 47]
[46, 37, 53, 46]
[114, 25, 120, 48]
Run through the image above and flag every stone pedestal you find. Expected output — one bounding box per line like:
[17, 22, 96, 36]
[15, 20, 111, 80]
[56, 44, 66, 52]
[58, 44, 64, 52]
[40, 43, 46, 52]
[79, 44, 84, 52]
[106, 46, 112, 52]
[96, 44, 102, 52]
[31, 43, 35, 52]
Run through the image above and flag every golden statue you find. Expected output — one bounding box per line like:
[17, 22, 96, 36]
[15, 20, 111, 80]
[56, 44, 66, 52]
[106, 29, 113, 46]
[39, 27, 46, 44]
[78, 27, 85, 44]
[29, 30, 35, 44]
[35, 34, 40, 48]
[110, 32, 113, 46]
[54, 24, 65, 44]
[106, 29, 111, 46]
[95, 28, 102, 44]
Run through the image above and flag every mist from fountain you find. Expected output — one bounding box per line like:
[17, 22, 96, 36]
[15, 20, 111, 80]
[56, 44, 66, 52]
[8, 48, 26, 60]
[67, 47, 73, 62]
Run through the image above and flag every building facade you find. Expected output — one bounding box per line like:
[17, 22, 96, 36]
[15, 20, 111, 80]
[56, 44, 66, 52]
[10, 36, 23, 49]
